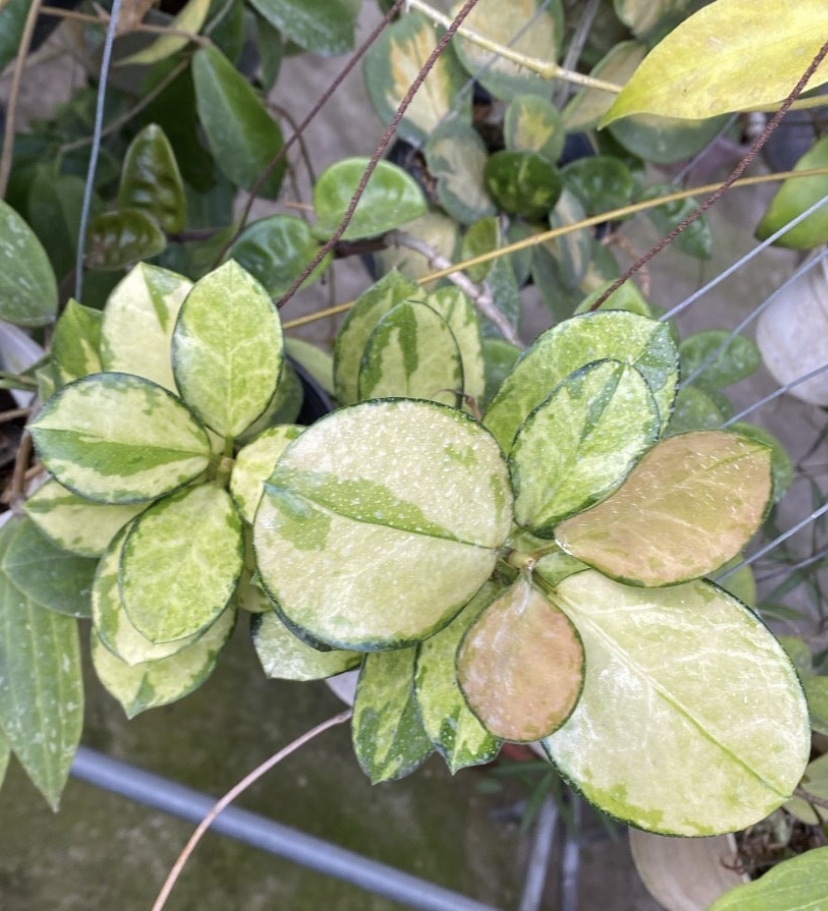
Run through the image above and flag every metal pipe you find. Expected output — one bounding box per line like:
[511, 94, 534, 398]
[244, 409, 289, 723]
[518, 797, 558, 911]
[70, 746, 506, 911]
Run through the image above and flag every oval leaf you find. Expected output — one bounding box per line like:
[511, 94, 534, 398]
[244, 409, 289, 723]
[484, 150, 562, 220]
[0, 198, 57, 326]
[172, 260, 284, 437]
[504, 93, 565, 161]
[457, 576, 583, 742]
[425, 286, 486, 405]
[545, 571, 810, 835]
[254, 400, 513, 650]
[246, 0, 354, 55]
[85, 209, 166, 271]
[555, 431, 773, 586]
[679, 329, 760, 390]
[118, 124, 187, 234]
[118, 0, 211, 65]
[51, 299, 102, 387]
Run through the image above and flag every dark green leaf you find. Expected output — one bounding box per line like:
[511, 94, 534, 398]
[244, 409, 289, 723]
[0, 198, 57, 326]
[484, 151, 562, 220]
[26, 169, 88, 282]
[561, 156, 635, 217]
[679, 329, 760, 389]
[85, 209, 167, 271]
[246, 0, 354, 56]
[637, 184, 711, 258]
[118, 124, 187, 234]
[0, 0, 31, 71]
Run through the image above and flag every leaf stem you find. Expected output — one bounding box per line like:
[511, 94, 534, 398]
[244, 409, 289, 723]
[793, 785, 828, 811]
[150, 708, 353, 911]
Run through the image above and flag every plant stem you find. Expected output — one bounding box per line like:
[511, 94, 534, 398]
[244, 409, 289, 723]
[794, 785, 828, 811]
[39, 4, 211, 45]
[150, 708, 353, 911]
[405, 0, 620, 93]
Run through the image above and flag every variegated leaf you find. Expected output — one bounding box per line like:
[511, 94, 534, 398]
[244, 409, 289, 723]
[424, 121, 497, 225]
[231, 425, 303, 523]
[118, 0, 211, 65]
[424, 286, 486, 405]
[51, 299, 102, 386]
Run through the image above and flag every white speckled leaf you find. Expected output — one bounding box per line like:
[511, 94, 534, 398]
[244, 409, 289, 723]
[511, 360, 659, 533]
[100, 263, 192, 390]
[254, 399, 513, 650]
[0, 198, 57, 327]
[358, 300, 463, 406]
[555, 431, 773, 586]
[90, 605, 235, 718]
[24, 478, 146, 557]
[414, 581, 503, 772]
[543, 571, 810, 835]
[121, 484, 244, 642]
[485, 311, 678, 454]
[172, 260, 283, 437]
[352, 647, 433, 783]
[30, 374, 212, 504]
[231, 425, 303, 523]
[424, 286, 486, 405]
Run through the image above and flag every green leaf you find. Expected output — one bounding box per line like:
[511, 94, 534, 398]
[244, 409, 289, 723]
[358, 300, 463, 407]
[121, 484, 243, 642]
[333, 269, 422, 405]
[192, 46, 285, 198]
[51, 299, 103, 387]
[424, 121, 497, 225]
[85, 209, 167, 271]
[679, 330, 760, 390]
[246, 0, 353, 55]
[458, 576, 583, 743]
[665, 385, 728, 436]
[611, 111, 729, 166]
[704, 846, 828, 911]
[602, 0, 828, 124]
[0, 198, 57, 326]
[511, 360, 659, 532]
[362, 11, 471, 145]
[555, 431, 773, 586]
[0, 0, 32, 72]
[25, 478, 146, 557]
[575, 278, 652, 317]
[546, 188, 594, 289]
[91, 604, 236, 718]
[255, 400, 513, 650]
[230, 425, 303, 523]
[30, 374, 212, 505]
[484, 311, 678, 453]
[756, 136, 828, 249]
[785, 753, 828, 824]
[352, 648, 434, 783]
[561, 156, 634, 217]
[451, 0, 562, 100]
[0, 724, 9, 791]
[424, 286, 486, 405]
[26, 170, 87, 282]
[118, 124, 187, 234]
[228, 215, 330, 297]
[252, 610, 361, 680]
[0, 520, 82, 809]
[481, 338, 521, 409]
[413, 582, 503, 772]
[544, 571, 810, 835]
[637, 184, 711, 258]
[313, 157, 426, 241]
[484, 151, 562, 221]
[504, 94, 565, 161]
[100, 262, 192, 391]
[1, 517, 97, 618]
[804, 676, 828, 737]
[172, 260, 283, 437]
[118, 0, 211, 65]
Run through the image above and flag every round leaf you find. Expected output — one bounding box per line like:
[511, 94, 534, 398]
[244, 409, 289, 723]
[85, 209, 166, 271]
[561, 156, 634, 217]
[679, 329, 760, 390]
[484, 151, 562, 221]
[545, 571, 810, 835]
[313, 157, 426, 241]
[504, 94, 565, 161]
[118, 124, 187, 234]
[254, 399, 513, 650]
[30, 374, 212, 504]
[0, 198, 57, 326]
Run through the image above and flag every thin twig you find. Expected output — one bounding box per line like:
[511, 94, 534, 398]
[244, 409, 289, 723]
[0, 407, 32, 424]
[150, 709, 352, 911]
[794, 786, 828, 812]
[7, 431, 32, 513]
[39, 4, 209, 44]
[0, 0, 44, 198]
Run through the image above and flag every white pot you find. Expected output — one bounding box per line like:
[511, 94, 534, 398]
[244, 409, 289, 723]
[756, 252, 828, 406]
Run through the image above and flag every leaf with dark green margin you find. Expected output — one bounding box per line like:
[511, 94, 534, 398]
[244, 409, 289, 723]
[484, 310, 678, 453]
[665, 385, 727, 436]
[362, 11, 471, 145]
[118, 0, 211, 65]
[425, 286, 486, 405]
[358, 300, 463, 407]
[424, 121, 497, 226]
[100, 262, 192, 391]
[25, 478, 146, 557]
[51, 299, 102, 387]
[0, 198, 57, 326]
[458, 575, 583, 742]
[561, 156, 634, 217]
[637, 184, 711, 258]
[0, 518, 83, 809]
[121, 484, 243, 642]
[452, 0, 563, 100]
[192, 45, 285, 198]
[1, 517, 97, 618]
[680, 329, 760, 390]
[252, 610, 361, 681]
[484, 151, 562, 221]
[352, 648, 434, 783]
[313, 158, 426, 241]
[26, 170, 88, 282]
[602, 1, 828, 125]
[118, 124, 187, 234]
[555, 431, 773, 586]
[544, 571, 810, 836]
[246, 0, 353, 55]
[254, 400, 513, 650]
[333, 270, 422, 405]
[414, 582, 503, 772]
[90, 605, 235, 718]
[85, 209, 166, 271]
[30, 373, 212, 504]
[504, 94, 565, 161]
[228, 215, 330, 297]
[172, 260, 283, 437]
[230, 425, 303, 523]
[511, 360, 659, 533]
[705, 846, 828, 911]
